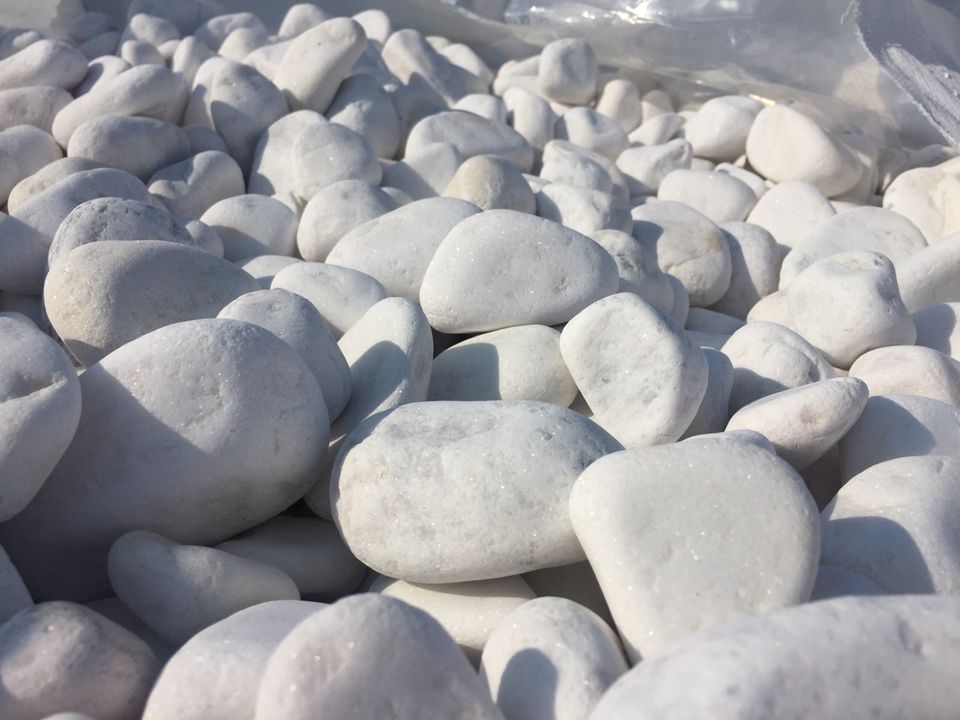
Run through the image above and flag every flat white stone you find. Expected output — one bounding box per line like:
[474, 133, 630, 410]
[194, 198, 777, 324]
[722, 321, 835, 412]
[142, 600, 322, 720]
[0, 319, 329, 601]
[200, 194, 298, 261]
[218, 288, 351, 420]
[371, 575, 535, 663]
[745, 180, 835, 253]
[726, 377, 868, 469]
[332, 400, 621, 582]
[848, 345, 960, 405]
[591, 595, 960, 719]
[657, 169, 757, 224]
[429, 324, 577, 406]
[746, 105, 862, 197]
[480, 597, 627, 720]
[420, 209, 618, 332]
[570, 433, 819, 662]
[271, 262, 388, 339]
[560, 292, 708, 447]
[787, 251, 916, 369]
[254, 594, 502, 719]
[632, 200, 732, 306]
[46, 241, 259, 366]
[838, 394, 960, 482]
[0, 601, 158, 720]
[217, 516, 364, 599]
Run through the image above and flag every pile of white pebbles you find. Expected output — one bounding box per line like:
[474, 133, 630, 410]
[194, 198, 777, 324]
[1, 1, 960, 718]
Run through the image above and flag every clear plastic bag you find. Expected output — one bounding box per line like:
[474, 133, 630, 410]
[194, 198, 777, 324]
[437, 0, 960, 149]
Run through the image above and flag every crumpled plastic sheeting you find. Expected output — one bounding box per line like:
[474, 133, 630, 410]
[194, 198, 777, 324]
[438, 0, 960, 149]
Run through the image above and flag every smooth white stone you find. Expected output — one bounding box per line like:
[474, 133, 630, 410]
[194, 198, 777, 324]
[591, 595, 960, 719]
[502, 87, 556, 159]
[0, 40, 87, 92]
[616, 139, 693, 196]
[722, 321, 836, 412]
[883, 165, 960, 243]
[787, 251, 916, 369]
[119, 39, 165, 67]
[555, 107, 629, 161]
[326, 73, 401, 160]
[248, 110, 327, 197]
[420, 209, 619, 332]
[480, 597, 627, 720]
[683, 96, 762, 162]
[570, 433, 819, 662]
[708, 221, 780, 319]
[371, 575, 535, 663]
[181, 125, 228, 155]
[353, 9, 392, 44]
[332, 400, 620, 582]
[681, 347, 735, 438]
[595, 78, 643, 132]
[254, 595, 503, 719]
[560, 292, 708, 447]
[382, 29, 485, 105]
[148, 150, 244, 219]
[849, 345, 960, 405]
[657, 169, 757, 224]
[444, 154, 536, 213]
[381, 141, 464, 200]
[238, 255, 301, 289]
[0, 319, 329, 601]
[538, 38, 597, 105]
[913, 302, 960, 359]
[67, 116, 190, 182]
[0, 601, 158, 720]
[453, 94, 507, 124]
[271, 262, 389, 339]
[632, 200, 732, 306]
[429, 324, 577, 406]
[536, 184, 631, 235]
[896, 231, 960, 310]
[540, 153, 613, 194]
[406, 110, 534, 173]
[627, 112, 684, 146]
[746, 105, 862, 197]
[200, 194, 298, 261]
[6, 157, 100, 214]
[726, 377, 868, 469]
[441, 43, 493, 88]
[0, 86, 71, 133]
[292, 122, 381, 200]
[0, 125, 62, 207]
[588, 229, 675, 313]
[297, 180, 397, 262]
[745, 180, 835, 253]
[838, 394, 960, 482]
[544, 140, 631, 202]
[218, 289, 351, 420]
[715, 162, 768, 198]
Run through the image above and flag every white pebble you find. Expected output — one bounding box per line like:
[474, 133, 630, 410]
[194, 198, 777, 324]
[297, 179, 397, 261]
[745, 180, 836, 252]
[201, 194, 298, 260]
[616, 138, 693, 196]
[657, 169, 757, 223]
[683, 95, 761, 162]
[68, 116, 190, 182]
[538, 38, 598, 106]
[292, 122, 381, 200]
[709, 221, 780, 319]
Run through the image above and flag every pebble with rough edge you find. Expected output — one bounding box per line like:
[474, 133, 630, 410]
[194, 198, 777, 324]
[595, 78, 643, 132]
[325, 73, 401, 160]
[570, 433, 819, 662]
[6, 157, 102, 213]
[632, 200, 733, 306]
[838, 394, 960, 482]
[218, 289, 350, 420]
[443, 154, 536, 213]
[48, 197, 196, 268]
[52, 65, 188, 146]
[810, 564, 884, 600]
[0, 167, 158, 295]
[200, 194, 298, 261]
[726, 377, 868, 469]
[706, 221, 779, 318]
[681, 347, 735, 438]
[656, 169, 757, 224]
[0, 318, 80, 523]
[142, 600, 322, 720]
[682, 96, 762, 162]
[849, 345, 960, 405]
[332, 400, 620, 582]
[429, 324, 577, 406]
[555, 107, 629, 161]
[779, 206, 927, 288]
[271, 262, 388, 339]
[371, 576, 535, 663]
[616, 139, 693, 196]
[746, 105, 862, 197]
[147, 150, 244, 220]
[536, 184, 631, 235]
[381, 141, 464, 200]
[0, 319, 328, 601]
[45, 241, 259, 366]
[420, 210, 618, 333]
[722, 321, 835, 413]
[381, 29, 486, 105]
[787, 251, 916, 369]
[481, 597, 627, 720]
[254, 594, 503, 719]
[0, 601, 158, 720]
[913, 302, 960, 358]
[297, 180, 397, 262]
[0, 545, 32, 625]
[406, 110, 534, 172]
[592, 595, 960, 719]
[588, 229, 674, 312]
[561, 293, 708, 447]
[745, 180, 835, 252]
[0, 125, 61, 214]
[107, 530, 300, 645]
[538, 38, 597, 106]
[67, 116, 190, 182]
[0, 40, 86, 92]
[292, 122, 381, 200]
[216, 516, 364, 599]
[248, 110, 326, 197]
[823, 455, 960, 594]
[896, 232, 960, 310]
[882, 165, 960, 243]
